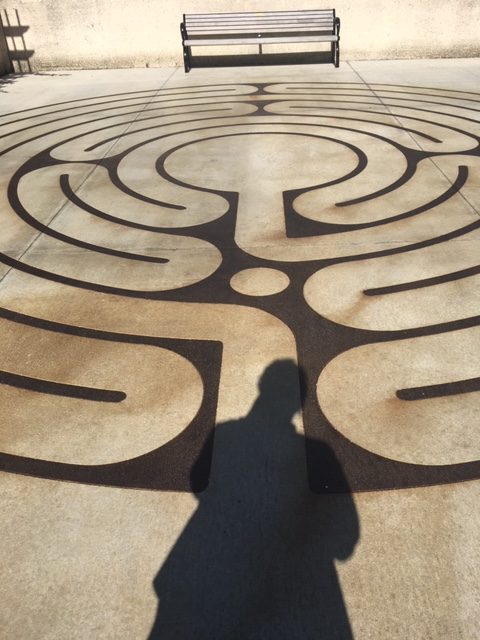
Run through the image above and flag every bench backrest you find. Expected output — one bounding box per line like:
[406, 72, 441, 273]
[184, 10, 336, 35]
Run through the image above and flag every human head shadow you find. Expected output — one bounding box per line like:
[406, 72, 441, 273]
[149, 359, 360, 639]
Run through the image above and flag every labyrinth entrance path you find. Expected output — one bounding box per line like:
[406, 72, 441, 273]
[1, 60, 479, 639]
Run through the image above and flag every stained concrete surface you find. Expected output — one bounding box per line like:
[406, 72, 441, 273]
[0, 60, 479, 639]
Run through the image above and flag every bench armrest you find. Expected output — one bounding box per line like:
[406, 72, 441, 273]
[180, 21, 187, 43]
[335, 16, 341, 38]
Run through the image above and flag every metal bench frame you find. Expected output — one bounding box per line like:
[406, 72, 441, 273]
[180, 9, 341, 73]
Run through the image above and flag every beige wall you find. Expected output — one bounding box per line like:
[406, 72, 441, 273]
[0, 0, 479, 71]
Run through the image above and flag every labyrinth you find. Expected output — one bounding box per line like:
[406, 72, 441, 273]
[0, 81, 479, 493]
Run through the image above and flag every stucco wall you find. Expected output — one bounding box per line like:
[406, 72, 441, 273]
[0, 0, 479, 71]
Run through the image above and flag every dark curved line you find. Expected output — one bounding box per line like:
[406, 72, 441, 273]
[363, 94, 480, 114]
[287, 108, 440, 142]
[11, 105, 471, 230]
[274, 86, 480, 109]
[0, 106, 233, 163]
[3, 108, 479, 298]
[327, 165, 468, 231]
[92, 119, 416, 167]
[156, 130, 367, 195]
[0, 99, 249, 143]
[270, 85, 480, 99]
[105, 165, 187, 211]
[393, 314, 480, 339]
[291, 102, 478, 152]
[0, 84, 253, 120]
[0, 251, 176, 296]
[60, 174, 179, 232]
[368, 83, 480, 97]
[6, 173, 170, 264]
[332, 218, 480, 265]
[4, 96, 474, 166]
[2, 96, 476, 162]
[290, 104, 443, 141]
[1, 219, 479, 303]
[105, 121, 379, 208]
[0, 305, 205, 346]
[337, 160, 417, 207]
[0, 370, 126, 402]
[371, 88, 480, 104]
[365, 263, 480, 296]
[2, 82, 479, 122]
[0, 90, 158, 120]
[279, 97, 480, 127]
[85, 103, 479, 154]
[1, 252, 479, 345]
[397, 377, 480, 401]
[0, 305, 121, 337]
[0, 97, 157, 137]
[370, 101, 480, 127]
[283, 92, 480, 114]
[6, 157, 479, 287]
[3, 113, 269, 220]
[268, 82, 480, 98]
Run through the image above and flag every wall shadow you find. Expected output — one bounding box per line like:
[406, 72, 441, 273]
[1, 9, 34, 74]
[148, 359, 360, 639]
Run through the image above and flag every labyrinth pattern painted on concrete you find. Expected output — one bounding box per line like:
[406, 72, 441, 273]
[0, 82, 479, 492]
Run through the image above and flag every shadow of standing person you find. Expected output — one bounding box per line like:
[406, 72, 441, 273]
[148, 359, 360, 639]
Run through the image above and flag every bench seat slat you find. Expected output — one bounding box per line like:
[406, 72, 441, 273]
[186, 22, 335, 31]
[186, 16, 334, 24]
[186, 19, 333, 26]
[186, 23, 333, 29]
[187, 25, 334, 31]
[187, 26, 335, 34]
[187, 18, 334, 29]
[184, 35, 339, 46]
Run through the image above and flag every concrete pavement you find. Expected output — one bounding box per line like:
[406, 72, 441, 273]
[1, 58, 479, 639]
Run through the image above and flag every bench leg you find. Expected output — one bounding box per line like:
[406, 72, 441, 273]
[331, 41, 340, 67]
[180, 21, 191, 73]
[183, 46, 191, 73]
[334, 17, 341, 68]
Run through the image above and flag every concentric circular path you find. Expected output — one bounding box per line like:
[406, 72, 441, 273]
[0, 79, 479, 492]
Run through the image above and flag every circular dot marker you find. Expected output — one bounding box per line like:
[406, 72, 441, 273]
[230, 268, 290, 297]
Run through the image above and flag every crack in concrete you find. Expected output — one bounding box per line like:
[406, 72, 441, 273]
[347, 61, 480, 221]
[0, 67, 178, 287]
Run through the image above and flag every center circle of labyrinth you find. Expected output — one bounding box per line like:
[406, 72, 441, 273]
[230, 268, 290, 296]
[163, 133, 358, 192]
[1, 81, 479, 491]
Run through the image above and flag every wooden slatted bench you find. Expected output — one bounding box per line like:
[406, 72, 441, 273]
[180, 9, 341, 72]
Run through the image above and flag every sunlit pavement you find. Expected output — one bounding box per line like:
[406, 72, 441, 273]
[1, 59, 479, 639]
